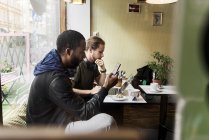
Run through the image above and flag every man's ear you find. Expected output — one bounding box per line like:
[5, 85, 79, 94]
[66, 48, 73, 56]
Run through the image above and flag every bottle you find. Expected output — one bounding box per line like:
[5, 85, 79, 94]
[152, 72, 155, 82]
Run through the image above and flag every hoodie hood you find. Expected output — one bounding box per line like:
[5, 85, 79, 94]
[34, 49, 66, 76]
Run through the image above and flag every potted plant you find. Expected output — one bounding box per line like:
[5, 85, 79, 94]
[148, 51, 173, 85]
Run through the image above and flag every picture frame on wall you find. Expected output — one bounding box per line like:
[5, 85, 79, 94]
[128, 4, 141, 13]
[153, 12, 163, 26]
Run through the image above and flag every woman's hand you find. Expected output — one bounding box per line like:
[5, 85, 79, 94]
[95, 59, 106, 72]
[90, 86, 102, 94]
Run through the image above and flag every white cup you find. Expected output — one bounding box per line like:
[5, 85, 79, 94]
[129, 89, 140, 100]
[150, 83, 159, 91]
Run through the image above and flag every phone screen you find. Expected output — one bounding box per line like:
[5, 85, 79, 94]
[112, 63, 121, 75]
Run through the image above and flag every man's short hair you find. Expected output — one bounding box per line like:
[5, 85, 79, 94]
[86, 36, 105, 50]
[56, 30, 85, 54]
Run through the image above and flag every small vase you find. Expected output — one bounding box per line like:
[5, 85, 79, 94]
[152, 79, 161, 85]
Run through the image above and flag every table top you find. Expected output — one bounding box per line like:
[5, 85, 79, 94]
[103, 95, 147, 103]
[103, 84, 147, 103]
[139, 85, 177, 95]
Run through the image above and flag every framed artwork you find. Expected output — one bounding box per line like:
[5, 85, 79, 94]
[128, 4, 141, 13]
[153, 12, 163, 26]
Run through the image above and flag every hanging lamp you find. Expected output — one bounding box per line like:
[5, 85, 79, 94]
[64, 0, 86, 4]
[146, 0, 178, 4]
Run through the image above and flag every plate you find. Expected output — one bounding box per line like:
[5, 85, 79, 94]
[159, 86, 164, 89]
[148, 89, 161, 93]
[111, 95, 128, 101]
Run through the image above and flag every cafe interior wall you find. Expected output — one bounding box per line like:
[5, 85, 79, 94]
[91, 0, 177, 76]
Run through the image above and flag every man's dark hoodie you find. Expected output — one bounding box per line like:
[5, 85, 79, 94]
[34, 49, 66, 76]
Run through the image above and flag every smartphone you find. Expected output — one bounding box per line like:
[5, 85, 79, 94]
[112, 63, 121, 75]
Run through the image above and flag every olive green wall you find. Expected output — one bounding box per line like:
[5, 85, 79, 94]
[91, 0, 177, 76]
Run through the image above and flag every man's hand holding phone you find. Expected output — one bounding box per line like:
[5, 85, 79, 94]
[103, 73, 118, 90]
[112, 63, 121, 75]
[102, 63, 121, 90]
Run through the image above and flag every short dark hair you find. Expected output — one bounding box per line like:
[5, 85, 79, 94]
[56, 30, 85, 54]
[86, 36, 105, 50]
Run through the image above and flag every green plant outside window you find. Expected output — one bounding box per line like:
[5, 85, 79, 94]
[0, 61, 13, 73]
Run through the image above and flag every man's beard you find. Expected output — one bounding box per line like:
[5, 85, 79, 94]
[69, 55, 81, 69]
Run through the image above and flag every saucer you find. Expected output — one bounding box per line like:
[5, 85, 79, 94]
[148, 89, 161, 93]
[159, 86, 164, 89]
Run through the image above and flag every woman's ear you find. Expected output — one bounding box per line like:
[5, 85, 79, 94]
[89, 47, 93, 53]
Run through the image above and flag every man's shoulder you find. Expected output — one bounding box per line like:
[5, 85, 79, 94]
[46, 71, 72, 86]
[76, 61, 88, 71]
[79, 60, 86, 67]
[37, 71, 68, 81]
[51, 71, 70, 80]
[49, 77, 72, 93]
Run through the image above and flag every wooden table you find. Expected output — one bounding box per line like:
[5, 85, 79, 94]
[139, 85, 177, 140]
[102, 84, 147, 127]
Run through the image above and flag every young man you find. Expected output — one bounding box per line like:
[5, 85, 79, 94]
[73, 36, 107, 96]
[26, 30, 118, 133]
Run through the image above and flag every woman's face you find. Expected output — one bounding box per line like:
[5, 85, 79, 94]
[91, 44, 105, 61]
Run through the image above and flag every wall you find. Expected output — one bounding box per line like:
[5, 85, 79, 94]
[91, 0, 177, 76]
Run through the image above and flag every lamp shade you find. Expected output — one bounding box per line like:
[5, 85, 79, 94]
[146, 0, 178, 4]
[64, 0, 86, 4]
